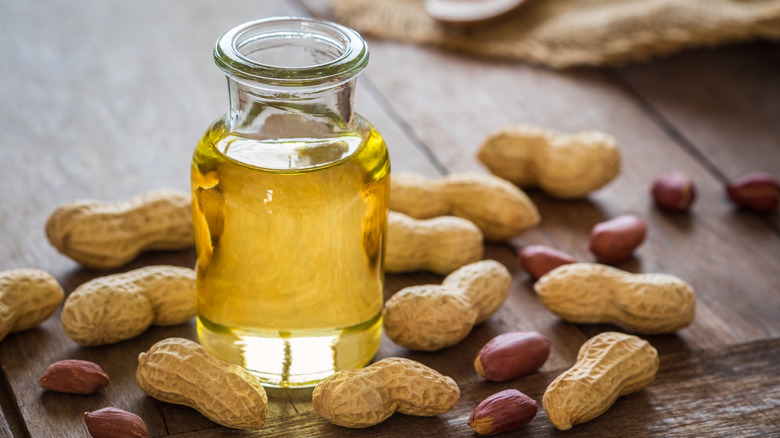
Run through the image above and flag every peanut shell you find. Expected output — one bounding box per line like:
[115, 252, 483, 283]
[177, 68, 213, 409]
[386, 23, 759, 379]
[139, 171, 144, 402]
[478, 124, 621, 199]
[61, 265, 195, 346]
[383, 260, 511, 351]
[313, 357, 460, 428]
[386, 212, 483, 275]
[543, 332, 659, 430]
[0, 268, 63, 341]
[46, 189, 193, 269]
[535, 263, 695, 334]
[136, 338, 268, 430]
[390, 172, 540, 241]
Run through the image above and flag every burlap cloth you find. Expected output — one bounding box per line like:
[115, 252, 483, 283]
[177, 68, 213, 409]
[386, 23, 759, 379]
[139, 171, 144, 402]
[333, 0, 780, 68]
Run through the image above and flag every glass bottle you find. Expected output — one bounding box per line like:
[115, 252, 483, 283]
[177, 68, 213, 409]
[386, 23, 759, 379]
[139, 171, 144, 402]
[191, 17, 389, 387]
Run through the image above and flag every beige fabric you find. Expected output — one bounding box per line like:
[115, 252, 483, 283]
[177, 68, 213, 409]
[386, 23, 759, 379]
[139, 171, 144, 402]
[333, 0, 780, 68]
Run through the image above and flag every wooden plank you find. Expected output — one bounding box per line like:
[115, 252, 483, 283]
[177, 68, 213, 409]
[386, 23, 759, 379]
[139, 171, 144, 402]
[0, 376, 21, 438]
[0, 0, 306, 272]
[615, 42, 780, 180]
[194, 338, 780, 437]
[615, 42, 780, 228]
[356, 81, 445, 177]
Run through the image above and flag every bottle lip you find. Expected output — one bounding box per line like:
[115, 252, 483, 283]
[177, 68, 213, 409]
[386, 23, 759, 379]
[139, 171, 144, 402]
[214, 16, 369, 87]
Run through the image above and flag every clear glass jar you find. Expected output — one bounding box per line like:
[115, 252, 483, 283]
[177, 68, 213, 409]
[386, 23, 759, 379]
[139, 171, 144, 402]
[191, 17, 389, 387]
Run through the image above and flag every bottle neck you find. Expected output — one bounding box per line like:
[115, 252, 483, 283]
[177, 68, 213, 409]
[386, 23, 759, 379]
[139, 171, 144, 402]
[213, 17, 370, 141]
[226, 77, 358, 139]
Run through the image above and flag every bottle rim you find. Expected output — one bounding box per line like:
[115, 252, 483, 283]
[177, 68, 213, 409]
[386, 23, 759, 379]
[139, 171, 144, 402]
[214, 16, 369, 87]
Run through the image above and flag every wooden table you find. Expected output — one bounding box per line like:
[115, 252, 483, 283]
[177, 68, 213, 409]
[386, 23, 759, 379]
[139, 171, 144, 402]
[1, 1, 778, 437]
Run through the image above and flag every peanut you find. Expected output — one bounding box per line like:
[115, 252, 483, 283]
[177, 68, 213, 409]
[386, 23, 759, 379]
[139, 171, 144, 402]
[588, 214, 647, 264]
[477, 124, 621, 199]
[389, 172, 540, 241]
[651, 172, 696, 212]
[383, 260, 511, 351]
[469, 389, 537, 436]
[543, 332, 659, 430]
[84, 407, 148, 438]
[474, 331, 550, 381]
[518, 245, 576, 279]
[725, 172, 780, 213]
[46, 189, 193, 270]
[535, 263, 695, 334]
[387, 211, 483, 275]
[0, 268, 63, 342]
[136, 338, 268, 430]
[61, 265, 195, 346]
[39, 359, 109, 394]
[312, 357, 460, 428]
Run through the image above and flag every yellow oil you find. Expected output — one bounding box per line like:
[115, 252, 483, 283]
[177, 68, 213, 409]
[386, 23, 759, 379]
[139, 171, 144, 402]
[191, 117, 389, 387]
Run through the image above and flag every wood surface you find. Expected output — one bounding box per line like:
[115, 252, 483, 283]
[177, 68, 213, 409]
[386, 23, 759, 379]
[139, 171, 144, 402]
[0, 0, 778, 437]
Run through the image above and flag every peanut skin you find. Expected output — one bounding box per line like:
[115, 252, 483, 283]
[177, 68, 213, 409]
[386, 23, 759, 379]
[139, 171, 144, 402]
[543, 332, 659, 430]
[84, 407, 148, 438]
[651, 172, 696, 212]
[725, 172, 780, 213]
[389, 172, 540, 241]
[469, 389, 537, 435]
[39, 359, 109, 394]
[518, 245, 576, 279]
[46, 189, 193, 270]
[474, 331, 550, 381]
[588, 214, 647, 264]
[477, 124, 621, 199]
[312, 357, 460, 428]
[383, 260, 511, 351]
[535, 263, 695, 334]
[386, 211, 484, 275]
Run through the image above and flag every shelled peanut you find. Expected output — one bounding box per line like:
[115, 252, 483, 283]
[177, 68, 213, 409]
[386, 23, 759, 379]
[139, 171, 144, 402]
[84, 407, 148, 438]
[0, 268, 63, 342]
[651, 172, 696, 212]
[389, 172, 540, 241]
[39, 359, 109, 395]
[46, 189, 193, 270]
[474, 331, 550, 381]
[725, 172, 780, 213]
[477, 124, 621, 199]
[386, 211, 483, 274]
[588, 214, 647, 264]
[312, 357, 460, 428]
[543, 332, 659, 430]
[61, 265, 195, 345]
[535, 263, 695, 334]
[518, 245, 577, 279]
[136, 338, 268, 430]
[469, 389, 537, 436]
[383, 260, 511, 351]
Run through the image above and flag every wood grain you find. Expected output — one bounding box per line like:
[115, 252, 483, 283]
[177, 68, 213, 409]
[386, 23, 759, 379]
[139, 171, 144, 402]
[0, 0, 446, 436]
[354, 39, 780, 353]
[615, 42, 780, 229]
[616, 42, 780, 180]
[160, 338, 780, 437]
[1, 0, 779, 437]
